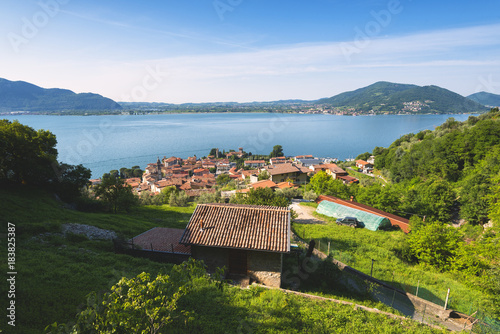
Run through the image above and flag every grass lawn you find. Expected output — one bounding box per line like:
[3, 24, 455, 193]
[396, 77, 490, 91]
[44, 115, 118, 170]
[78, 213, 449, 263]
[0, 186, 194, 333]
[295, 203, 489, 317]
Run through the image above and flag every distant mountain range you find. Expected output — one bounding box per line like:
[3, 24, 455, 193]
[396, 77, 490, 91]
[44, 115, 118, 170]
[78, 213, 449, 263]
[467, 91, 500, 107]
[0, 78, 121, 113]
[0, 78, 492, 115]
[315, 81, 489, 114]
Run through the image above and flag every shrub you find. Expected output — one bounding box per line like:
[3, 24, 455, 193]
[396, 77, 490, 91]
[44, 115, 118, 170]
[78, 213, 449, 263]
[303, 190, 318, 201]
[169, 191, 189, 207]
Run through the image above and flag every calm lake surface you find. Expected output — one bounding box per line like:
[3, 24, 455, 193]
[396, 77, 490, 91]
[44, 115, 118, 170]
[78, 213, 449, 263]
[4, 113, 472, 178]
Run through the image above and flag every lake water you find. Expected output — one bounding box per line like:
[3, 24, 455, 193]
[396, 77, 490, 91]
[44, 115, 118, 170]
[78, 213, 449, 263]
[3, 113, 472, 178]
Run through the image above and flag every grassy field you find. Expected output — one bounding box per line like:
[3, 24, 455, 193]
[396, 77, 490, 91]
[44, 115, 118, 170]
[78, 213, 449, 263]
[0, 186, 455, 333]
[294, 203, 489, 317]
[0, 185, 194, 333]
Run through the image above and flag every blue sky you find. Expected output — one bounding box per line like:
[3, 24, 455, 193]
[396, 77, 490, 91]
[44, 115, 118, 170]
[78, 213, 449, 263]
[1, 0, 500, 103]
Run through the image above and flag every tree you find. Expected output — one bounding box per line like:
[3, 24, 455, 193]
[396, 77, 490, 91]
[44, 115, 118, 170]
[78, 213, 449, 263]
[303, 190, 318, 201]
[309, 171, 351, 200]
[0, 119, 57, 185]
[196, 191, 221, 204]
[258, 170, 270, 181]
[216, 174, 231, 186]
[406, 220, 463, 271]
[94, 175, 137, 213]
[240, 187, 290, 207]
[53, 163, 91, 202]
[355, 152, 371, 161]
[269, 145, 284, 158]
[169, 191, 189, 207]
[276, 187, 301, 200]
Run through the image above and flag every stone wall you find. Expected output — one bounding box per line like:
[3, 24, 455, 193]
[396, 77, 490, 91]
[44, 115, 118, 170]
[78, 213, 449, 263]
[247, 251, 282, 287]
[191, 245, 283, 287]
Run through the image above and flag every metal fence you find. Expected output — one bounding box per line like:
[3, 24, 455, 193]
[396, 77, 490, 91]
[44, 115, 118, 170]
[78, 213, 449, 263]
[296, 234, 500, 333]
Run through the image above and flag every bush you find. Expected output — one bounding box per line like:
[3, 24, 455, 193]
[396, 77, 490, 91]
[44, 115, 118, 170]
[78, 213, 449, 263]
[196, 191, 221, 204]
[277, 187, 302, 200]
[303, 190, 318, 201]
[169, 191, 189, 207]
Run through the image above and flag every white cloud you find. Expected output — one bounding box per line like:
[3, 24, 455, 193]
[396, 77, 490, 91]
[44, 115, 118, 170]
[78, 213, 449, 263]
[3, 23, 500, 103]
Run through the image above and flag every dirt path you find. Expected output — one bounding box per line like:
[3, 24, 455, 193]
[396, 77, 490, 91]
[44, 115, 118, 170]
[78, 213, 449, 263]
[290, 200, 324, 224]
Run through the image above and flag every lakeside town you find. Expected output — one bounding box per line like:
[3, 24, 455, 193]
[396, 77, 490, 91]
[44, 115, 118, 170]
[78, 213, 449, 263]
[89, 147, 375, 201]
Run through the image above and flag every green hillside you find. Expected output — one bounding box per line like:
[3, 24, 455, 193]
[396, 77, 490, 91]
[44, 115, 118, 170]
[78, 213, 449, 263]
[0, 78, 122, 113]
[0, 187, 449, 334]
[468, 91, 500, 107]
[316, 81, 488, 114]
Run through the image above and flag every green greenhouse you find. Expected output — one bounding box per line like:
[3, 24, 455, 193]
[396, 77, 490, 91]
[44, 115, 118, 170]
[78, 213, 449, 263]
[316, 200, 392, 231]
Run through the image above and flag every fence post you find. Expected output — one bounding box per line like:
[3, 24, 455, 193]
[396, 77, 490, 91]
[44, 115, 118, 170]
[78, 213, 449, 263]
[391, 289, 396, 308]
[318, 240, 321, 252]
[328, 241, 330, 255]
[370, 259, 374, 277]
[416, 280, 419, 297]
[444, 288, 450, 310]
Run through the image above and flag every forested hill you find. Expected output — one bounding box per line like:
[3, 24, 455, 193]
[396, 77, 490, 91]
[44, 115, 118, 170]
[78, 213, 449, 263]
[467, 91, 500, 107]
[373, 108, 500, 225]
[0, 78, 122, 113]
[316, 81, 488, 114]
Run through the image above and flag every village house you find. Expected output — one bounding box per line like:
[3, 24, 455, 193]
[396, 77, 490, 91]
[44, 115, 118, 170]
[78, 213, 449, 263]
[355, 160, 374, 173]
[179, 203, 291, 287]
[163, 156, 183, 167]
[296, 158, 322, 167]
[270, 156, 287, 165]
[215, 159, 232, 174]
[244, 160, 266, 168]
[294, 154, 314, 160]
[193, 168, 210, 177]
[263, 163, 308, 185]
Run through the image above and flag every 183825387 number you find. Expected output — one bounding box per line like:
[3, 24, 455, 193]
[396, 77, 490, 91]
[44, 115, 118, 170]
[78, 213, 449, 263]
[7, 222, 15, 269]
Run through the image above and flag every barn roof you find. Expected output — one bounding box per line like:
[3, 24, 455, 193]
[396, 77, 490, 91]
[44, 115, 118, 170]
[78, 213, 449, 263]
[180, 203, 290, 253]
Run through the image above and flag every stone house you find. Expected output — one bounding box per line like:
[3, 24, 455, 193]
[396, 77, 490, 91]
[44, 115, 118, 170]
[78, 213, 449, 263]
[179, 203, 291, 287]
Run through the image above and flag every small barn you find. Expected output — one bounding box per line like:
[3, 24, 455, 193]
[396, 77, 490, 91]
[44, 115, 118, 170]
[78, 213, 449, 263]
[317, 200, 391, 231]
[179, 203, 290, 287]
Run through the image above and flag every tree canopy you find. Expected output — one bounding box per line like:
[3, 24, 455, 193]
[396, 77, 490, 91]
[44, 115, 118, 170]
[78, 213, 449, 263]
[0, 119, 91, 201]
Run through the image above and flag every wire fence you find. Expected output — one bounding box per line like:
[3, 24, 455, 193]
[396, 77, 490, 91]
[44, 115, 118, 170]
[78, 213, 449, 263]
[296, 234, 500, 333]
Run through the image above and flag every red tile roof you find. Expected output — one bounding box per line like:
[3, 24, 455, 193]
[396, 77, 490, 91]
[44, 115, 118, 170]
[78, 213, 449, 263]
[244, 160, 266, 164]
[356, 159, 372, 166]
[276, 181, 297, 189]
[180, 203, 290, 253]
[337, 175, 358, 183]
[132, 227, 191, 254]
[249, 179, 277, 189]
[264, 163, 302, 175]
